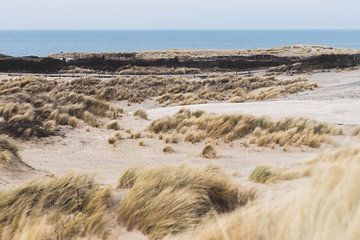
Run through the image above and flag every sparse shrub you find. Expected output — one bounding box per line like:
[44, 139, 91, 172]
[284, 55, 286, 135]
[165, 133, 180, 144]
[131, 132, 142, 139]
[108, 132, 121, 145]
[106, 120, 120, 130]
[68, 116, 79, 128]
[201, 144, 218, 159]
[163, 145, 175, 154]
[139, 141, 146, 147]
[83, 111, 101, 128]
[185, 131, 206, 143]
[134, 109, 148, 120]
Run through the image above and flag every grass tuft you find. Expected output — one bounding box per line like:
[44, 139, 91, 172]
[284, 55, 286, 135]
[117, 165, 241, 239]
[201, 144, 218, 159]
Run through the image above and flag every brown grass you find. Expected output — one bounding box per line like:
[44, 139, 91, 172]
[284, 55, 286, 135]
[106, 120, 121, 130]
[248, 165, 309, 184]
[134, 109, 148, 120]
[163, 145, 175, 154]
[117, 165, 242, 239]
[108, 131, 122, 145]
[352, 126, 360, 136]
[0, 138, 24, 170]
[0, 77, 123, 138]
[201, 144, 218, 159]
[148, 110, 342, 148]
[51, 74, 316, 106]
[0, 174, 112, 239]
[118, 66, 201, 75]
[172, 147, 360, 240]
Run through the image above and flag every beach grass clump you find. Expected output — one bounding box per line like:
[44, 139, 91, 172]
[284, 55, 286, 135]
[108, 131, 122, 145]
[173, 147, 360, 240]
[117, 165, 241, 239]
[0, 174, 112, 239]
[163, 145, 175, 154]
[54, 74, 316, 106]
[118, 167, 142, 189]
[148, 110, 342, 148]
[0, 77, 123, 138]
[106, 120, 120, 130]
[134, 109, 148, 120]
[352, 126, 360, 137]
[0, 138, 27, 170]
[201, 144, 218, 159]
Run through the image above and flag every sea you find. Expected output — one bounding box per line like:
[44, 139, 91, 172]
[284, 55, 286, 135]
[1, 30, 360, 57]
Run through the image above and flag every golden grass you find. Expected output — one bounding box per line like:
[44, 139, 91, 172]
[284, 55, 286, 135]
[134, 109, 149, 120]
[248, 165, 310, 184]
[163, 145, 175, 154]
[117, 165, 242, 239]
[0, 138, 22, 170]
[201, 144, 218, 159]
[165, 133, 180, 144]
[172, 147, 360, 240]
[0, 174, 112, 239]
[108, 131, 122, 145]
[352, 126, 360, 136]
[106, 120, 121, 130]
[119, 66, 201, 75]
[0, 77, 123, 138]
[137, 45, 359, 59]
[148, 110, 342, 148]
[52, 74, 316, 106]
[118, 167, 141, 189]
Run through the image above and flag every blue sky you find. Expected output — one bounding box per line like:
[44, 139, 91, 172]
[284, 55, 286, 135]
[1, 0, 359, 30]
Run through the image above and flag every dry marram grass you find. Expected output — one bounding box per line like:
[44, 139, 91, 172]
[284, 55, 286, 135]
[0, 174, 112, 239]
[134, 109, 148, 120]
[117, 165, 243, 239]
[149, 109, 342, 148]
[201, 144, 218, 159]
[172, 147, 360, 240]
[0, 77, 122, 138]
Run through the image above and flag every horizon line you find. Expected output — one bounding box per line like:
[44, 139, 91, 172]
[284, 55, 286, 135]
[1, 29, 360, 31]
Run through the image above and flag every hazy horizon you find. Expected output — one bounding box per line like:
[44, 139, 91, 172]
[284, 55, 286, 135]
[1, 0, 359, 30]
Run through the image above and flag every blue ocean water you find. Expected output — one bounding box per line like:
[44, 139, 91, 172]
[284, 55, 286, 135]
[1, 30, 360, 57]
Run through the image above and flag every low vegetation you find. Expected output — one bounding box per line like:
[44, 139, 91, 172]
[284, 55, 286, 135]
[149, 109, 342, 148]
[201, 144, 218, 159]
[163, 145, 175, 154]
[106, 120, 121, 130]
[173, 147, 360, 240]
[118, 66, 201, 75]
[352, 126, 360, 136]
[53, 74, 316, 106]
[249, 165, 310, 184]
[108, 131, 121, 145]
[0, 77, 122, 138]
[0, 174, 112, 239]
[117, 165, 244, 239]
[133, 109, 148, 120]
